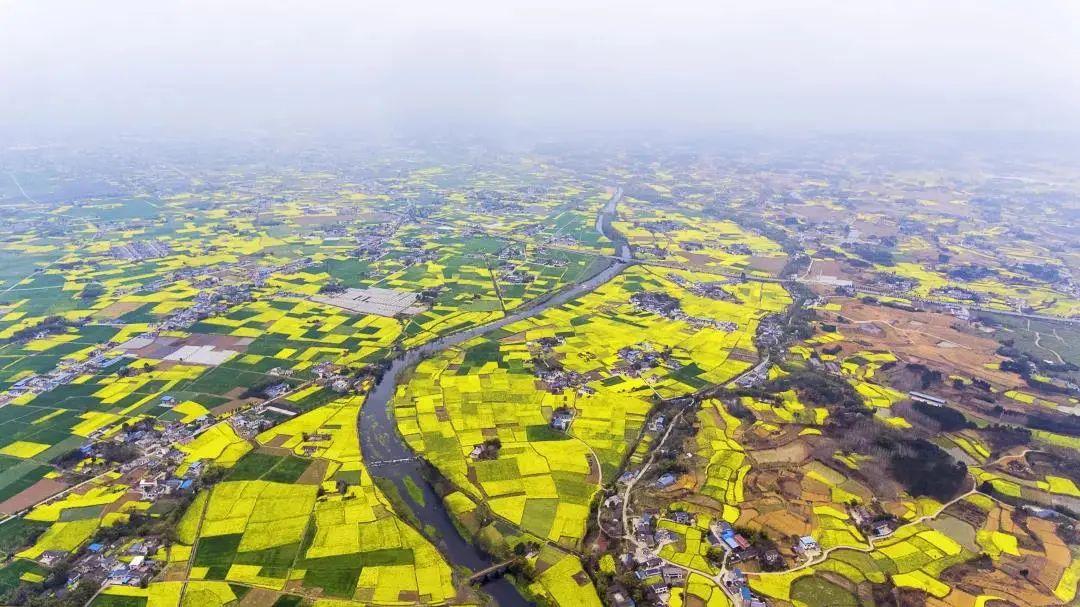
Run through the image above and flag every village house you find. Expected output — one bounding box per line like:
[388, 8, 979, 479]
[795, 536, 821, 558]
[654, 473, 677, 489]
[648, 415, 666, 433]
[550, 408, 574, 431]
[667, 510, 693, 526]
[607, 585, 637, 607]
[661, 565, 687, 585]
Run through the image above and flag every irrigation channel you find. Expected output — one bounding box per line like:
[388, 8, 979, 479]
[358, 189, 628, 605]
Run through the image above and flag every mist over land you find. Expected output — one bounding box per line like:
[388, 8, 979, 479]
[2, 1, 1079, 140]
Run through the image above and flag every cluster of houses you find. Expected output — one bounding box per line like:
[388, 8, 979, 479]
[38, 539, 160, 595]
[629, 292, 682, 317]
[494, 243, 570, 270]
[750, 313, 787, 353]
[310, 361, 369, 394]
[930, 285, 985, 303]
[497, 243, 526, 260]
[532, 248, 571, 268]
[640, 220, 682, 234]
[54, 392, 310, 592]
[706, 520, 793, 569]
[0, 346, 127, 407]
[535, 367, 594, 396]
[27, 425, 214, 593]
[74, 537, 161, 591]
[226, 402, 294, 439]
[617, 344, 680, 377]
[382, 237, 438, 268]
[630, 554, 687, 603]
[865, 274, 918, 295]
[720, 243, 755, 256]
[529, 336, 597, 395]
[849, 503, 896, 539]
[261, 382, 293, 399]
[629, 291, 737, 332]
[617, 509, 792, 606]
[733, 358, 773, 389]
[541, 232, 586, 249]
[109, 240, 172, 261]
[605, 483, 888, 606]
[668, 273, 739, 302]
[711, 521, 754, 560]
[352, 221, 398, 255]
[721, 568, 773, 607]
[154, 285, 252, 332]
[498, 268, 535, 284]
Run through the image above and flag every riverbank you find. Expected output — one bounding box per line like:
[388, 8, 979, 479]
[357, 188, 630, 605]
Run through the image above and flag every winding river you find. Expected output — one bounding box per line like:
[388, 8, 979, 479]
[358, 189, 628, 605]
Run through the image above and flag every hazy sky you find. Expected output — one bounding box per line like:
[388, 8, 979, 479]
[2, 1, 1079, 138]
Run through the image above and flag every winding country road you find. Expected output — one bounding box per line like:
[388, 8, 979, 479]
[618, 446, 1039, 607]
[620, 407, 691, 548]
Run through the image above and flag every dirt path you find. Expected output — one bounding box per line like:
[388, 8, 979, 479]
[620, 407, 689, 548]
[176, 484, 213, 605]
[850, 318, 974, 351]
[752, 478, 979, 577]
[620, 433, 1041, 600]
[1031, 321, 1065, 364]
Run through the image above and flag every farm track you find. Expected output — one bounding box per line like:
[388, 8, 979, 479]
[850, 318, 974, 351]
[176, 482, 213, 605]
[619, 406, 692, 548]
[1030, 319, 1066, 365]
[629, 442, 1042, 604]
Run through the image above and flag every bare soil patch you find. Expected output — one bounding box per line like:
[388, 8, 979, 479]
[750, 441, 811, 466]
[830, 299, 1018, 388]
[210, 398, 258, 416]
[748, 255, 788, 274]
[296, 458, 330, 485]
[0, 478, 68, 514]
[238, 588, 281, 607]
[92, 301, 144, 320]
[262, 436, 293, 450]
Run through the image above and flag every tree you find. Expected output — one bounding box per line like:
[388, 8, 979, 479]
[318, 279, 346, 294]
[80, 282, 106, 299]
[887, 437, 968, 501]
[912, 401, 974, 431]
